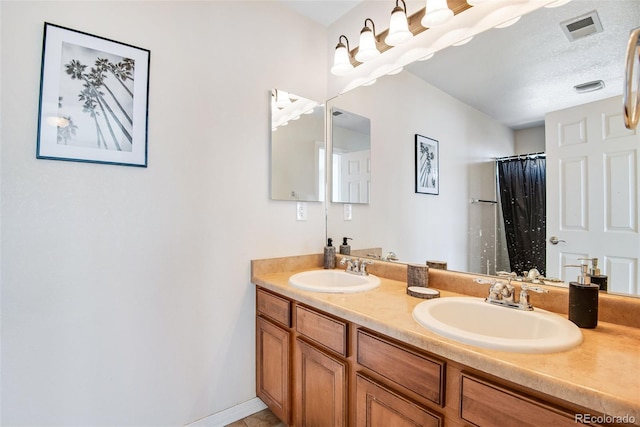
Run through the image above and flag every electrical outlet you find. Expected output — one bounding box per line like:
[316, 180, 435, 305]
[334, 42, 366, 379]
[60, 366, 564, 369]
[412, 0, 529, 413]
[344, 203, 353, 221]
[296, 202, 308, 221]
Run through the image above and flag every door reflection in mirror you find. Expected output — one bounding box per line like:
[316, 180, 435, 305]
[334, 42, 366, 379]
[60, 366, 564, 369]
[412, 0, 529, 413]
[331, 108, 371, 204]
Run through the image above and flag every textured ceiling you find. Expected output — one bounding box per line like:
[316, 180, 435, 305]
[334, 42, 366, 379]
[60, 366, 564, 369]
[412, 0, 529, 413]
[406, 0, 640, 129]
[282, 0, 639, 130]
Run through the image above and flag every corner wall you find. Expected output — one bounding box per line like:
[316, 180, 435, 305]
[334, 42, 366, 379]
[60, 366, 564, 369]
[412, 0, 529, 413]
[1, 1, 326, 425]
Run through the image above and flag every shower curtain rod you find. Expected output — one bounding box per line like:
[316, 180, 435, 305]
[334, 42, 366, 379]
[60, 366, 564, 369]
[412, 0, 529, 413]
[495, 152, 546, 162]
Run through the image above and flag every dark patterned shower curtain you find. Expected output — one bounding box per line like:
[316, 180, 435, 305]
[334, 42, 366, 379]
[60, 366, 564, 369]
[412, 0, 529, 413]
[497, 156, 546, 276]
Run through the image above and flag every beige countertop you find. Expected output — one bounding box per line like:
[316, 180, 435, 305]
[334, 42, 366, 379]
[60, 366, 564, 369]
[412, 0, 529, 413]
[252, 260, 640, 423]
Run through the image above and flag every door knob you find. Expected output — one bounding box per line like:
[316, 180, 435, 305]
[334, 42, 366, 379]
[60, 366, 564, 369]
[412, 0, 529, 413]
[549, 236, 566, 245]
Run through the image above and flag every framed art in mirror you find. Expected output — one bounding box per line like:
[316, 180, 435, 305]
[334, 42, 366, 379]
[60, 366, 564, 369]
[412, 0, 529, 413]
[36, 22, 150, 167]
[415, 134, 439, 195]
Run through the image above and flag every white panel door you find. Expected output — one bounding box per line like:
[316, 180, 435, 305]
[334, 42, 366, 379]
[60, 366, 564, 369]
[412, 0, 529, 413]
[340, 150, 371, 203]
[546, 96, 639, 294]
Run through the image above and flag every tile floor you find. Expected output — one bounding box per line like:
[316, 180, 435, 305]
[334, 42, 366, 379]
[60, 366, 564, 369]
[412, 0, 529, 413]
[225, 408, 285, 427]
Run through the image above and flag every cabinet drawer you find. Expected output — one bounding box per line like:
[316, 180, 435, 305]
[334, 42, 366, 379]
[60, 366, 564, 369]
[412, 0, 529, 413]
[460, 373, 602, 426]
[357, 330, 445, 406]
[257, 288, 291, 328]
[295, 306, 348, 356]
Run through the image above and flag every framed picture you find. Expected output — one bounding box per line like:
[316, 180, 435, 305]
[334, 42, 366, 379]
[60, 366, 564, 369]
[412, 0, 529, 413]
[415, 134, 439, 195]
[36, 23, 150, 167]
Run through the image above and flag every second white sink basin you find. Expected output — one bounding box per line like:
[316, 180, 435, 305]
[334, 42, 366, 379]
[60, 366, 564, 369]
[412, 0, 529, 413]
[289, 270, 381, 293]
[412, 297, 582, 353]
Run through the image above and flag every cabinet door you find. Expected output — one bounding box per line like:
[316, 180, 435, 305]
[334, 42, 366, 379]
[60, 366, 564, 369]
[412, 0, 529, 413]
[356, 374, 442, 427]
[295, 338, 347, 427]
[256, 316, 290, 424]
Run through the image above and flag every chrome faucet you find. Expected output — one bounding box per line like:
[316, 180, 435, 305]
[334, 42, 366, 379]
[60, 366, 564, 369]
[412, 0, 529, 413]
[340, 257, 373, 276]
[474, 277, 549, 311]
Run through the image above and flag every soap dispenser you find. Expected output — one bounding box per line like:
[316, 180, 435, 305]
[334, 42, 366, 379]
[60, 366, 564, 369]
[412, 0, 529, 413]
[579, 257, 608, 291]
[339, 237, 352, 255]
[565, 263, 599, 328]
[324, 238, 336, 269]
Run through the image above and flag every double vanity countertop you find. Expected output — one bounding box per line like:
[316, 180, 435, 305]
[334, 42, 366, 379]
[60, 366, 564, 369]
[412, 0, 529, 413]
[252, 254, 640, 422]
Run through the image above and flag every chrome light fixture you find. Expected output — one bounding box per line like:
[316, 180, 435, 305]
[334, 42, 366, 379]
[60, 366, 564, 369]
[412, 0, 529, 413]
[385, 0, 413, 46]
[331, 35, 354, 75]
[355, 19, 381, 62]
[422, 0, 454, 28]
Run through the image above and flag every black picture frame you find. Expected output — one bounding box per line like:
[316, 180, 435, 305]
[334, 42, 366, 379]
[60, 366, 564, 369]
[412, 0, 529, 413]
[415, 134, 439, 195]
[36, 22, 150, 167]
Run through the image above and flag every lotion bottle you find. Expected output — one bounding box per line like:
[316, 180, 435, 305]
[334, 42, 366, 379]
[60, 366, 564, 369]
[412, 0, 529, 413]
[340, 237, 352, 255]
[324, 238, 336, 269]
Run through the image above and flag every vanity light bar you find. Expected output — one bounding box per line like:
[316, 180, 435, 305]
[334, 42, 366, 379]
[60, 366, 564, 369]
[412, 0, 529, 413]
[347, 0, 472, 67]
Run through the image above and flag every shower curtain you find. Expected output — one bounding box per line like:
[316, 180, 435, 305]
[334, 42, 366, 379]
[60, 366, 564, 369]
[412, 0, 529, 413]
[497, 156, 546, 276]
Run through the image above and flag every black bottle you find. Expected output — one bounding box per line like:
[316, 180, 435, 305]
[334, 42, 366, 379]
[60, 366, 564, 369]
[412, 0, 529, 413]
[588, 258, 608, 291]
[568, 264, 599, 328]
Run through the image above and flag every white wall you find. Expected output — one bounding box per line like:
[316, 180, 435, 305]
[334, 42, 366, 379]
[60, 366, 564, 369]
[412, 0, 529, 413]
[1, 1, 326, 425]
[327, 71, 515, 271]
[515, 126, 545, 154]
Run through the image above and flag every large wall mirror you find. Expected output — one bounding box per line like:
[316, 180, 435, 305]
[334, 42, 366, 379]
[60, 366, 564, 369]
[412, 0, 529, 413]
[271, 89, 325, 202]
[326, 0, 640, 296]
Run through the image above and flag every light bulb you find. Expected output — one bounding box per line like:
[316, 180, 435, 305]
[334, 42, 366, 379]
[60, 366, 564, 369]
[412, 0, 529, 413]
[422, 0, 454, 28]
[385, 2, 413, 46]
[331, 37, 354, 76]
[355, 24, 380, 62]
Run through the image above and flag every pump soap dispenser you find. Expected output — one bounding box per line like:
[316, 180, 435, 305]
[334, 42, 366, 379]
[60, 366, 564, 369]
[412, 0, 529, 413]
[324, 238, 336, 269]
[339, 237, 352, 255]
[565, 263, 599, 328]
[579, 257, 608, 291]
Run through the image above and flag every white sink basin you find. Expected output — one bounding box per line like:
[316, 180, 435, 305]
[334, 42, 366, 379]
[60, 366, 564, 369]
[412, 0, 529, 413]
[412, 297, 582, 353]
[289, 270, 381, 293]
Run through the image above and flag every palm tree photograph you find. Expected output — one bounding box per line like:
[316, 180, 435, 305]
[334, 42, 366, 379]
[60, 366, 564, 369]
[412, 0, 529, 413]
[37, 23, 150, 167]
[60, 43, 135, 152]
[415, 134, 439, 195]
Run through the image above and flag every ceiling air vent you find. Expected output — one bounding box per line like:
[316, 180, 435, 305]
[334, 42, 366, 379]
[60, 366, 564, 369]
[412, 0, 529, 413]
[574, 80, 605, 93]
[560, 10, 603, 42]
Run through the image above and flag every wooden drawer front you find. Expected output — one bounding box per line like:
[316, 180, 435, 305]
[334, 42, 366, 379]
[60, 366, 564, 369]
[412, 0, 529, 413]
[356, 374, 442, 427]
[460, 373, 600, 427]
[357, 330, 444, 406]
[295, 306, 348, 356]
[257, 288, 290, 327]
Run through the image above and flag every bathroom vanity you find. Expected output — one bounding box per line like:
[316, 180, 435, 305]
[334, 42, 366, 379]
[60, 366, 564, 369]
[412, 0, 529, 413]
[252, 255, 640, 426]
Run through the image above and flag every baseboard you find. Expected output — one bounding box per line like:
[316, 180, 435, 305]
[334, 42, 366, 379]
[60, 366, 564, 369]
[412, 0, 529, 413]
[185, 398, 267, 427]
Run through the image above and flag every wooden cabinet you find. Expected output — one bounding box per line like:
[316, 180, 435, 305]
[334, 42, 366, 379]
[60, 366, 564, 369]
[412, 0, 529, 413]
[357, 330, 445, 406]
[256, 316, 291, 424]
[256, 289, 292, 424]
[356, 374, 442, 427]
[459, 373, 602, 427]
[294, 338, 348, 427]
[255, 286, 606, 427]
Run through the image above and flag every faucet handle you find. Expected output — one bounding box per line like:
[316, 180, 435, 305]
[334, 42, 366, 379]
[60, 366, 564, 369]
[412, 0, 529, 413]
[339, 257, 351, 266]
[521, 284, 549, 294]
[360, 260, 374, 275]
[519, 284, 549, 310]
